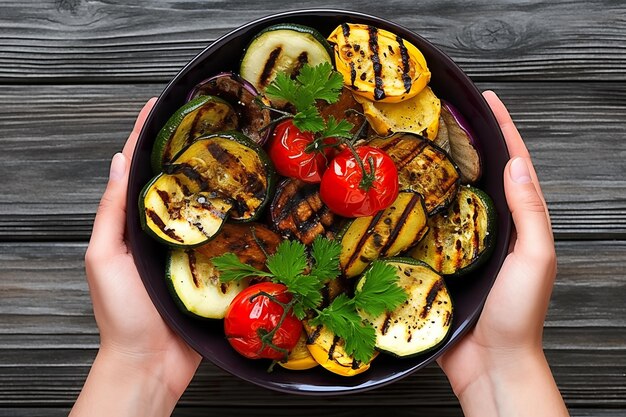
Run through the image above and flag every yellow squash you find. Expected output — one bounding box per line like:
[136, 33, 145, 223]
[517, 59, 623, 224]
[279, 333, 319, 371]
[355, 86, 441, 138]
[327, 23, 430, 103]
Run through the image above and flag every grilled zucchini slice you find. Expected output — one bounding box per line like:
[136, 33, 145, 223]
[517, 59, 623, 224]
[139, 173, 232, 247]
[410, 185, 496, 276]
[327, 23, 431, 103]
[240, 23, 332, 94]
[357, 258, 453, 357]
[369, 133, 460, 215]
[303, 320, 376, 376]
[151, 95, 238, 173]
[166, 248, 247, 319]
[339, 192, 428, 278]
[164, 132, 275, 222]
[270, 178, 340, 245]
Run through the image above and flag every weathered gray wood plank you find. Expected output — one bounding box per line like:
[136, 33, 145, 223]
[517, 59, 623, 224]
[1, 82, 624, 240]
[0, 1, 625, 82]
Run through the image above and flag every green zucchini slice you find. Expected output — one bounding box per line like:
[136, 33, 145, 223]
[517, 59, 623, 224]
[151, 95, 239, 173]
[339, 192, 428, 278]
[166, 248, 247, 319]
[165, 132, 275, 222]
[356, 258, 453, 357]
[240, 23, 333, 93]
[139, 173, 232, 247]
[369, 133, 460, 215]
[409, 185, 497, 276]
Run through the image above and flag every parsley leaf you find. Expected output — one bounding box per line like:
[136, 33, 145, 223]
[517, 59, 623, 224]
[266, 240, 308, 282]
[264, 72, 301, 108]
[354, 261, 408, 317]
[309, 236, 341, 282]
[295, 62, 344, 104]
[292, 106, 325, 133]
[211, 253, 273, 282]
[320, 115, 354, 140]
[313, 294, 376, 363]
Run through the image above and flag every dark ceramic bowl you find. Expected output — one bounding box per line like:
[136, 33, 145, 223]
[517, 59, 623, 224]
[127, 9, 512, 395]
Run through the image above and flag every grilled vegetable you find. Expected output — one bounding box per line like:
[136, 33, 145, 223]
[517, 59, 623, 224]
[317, 87, 366, 135]
[187, 72, 272, 145]
[270, 178, 340, 245]
[339, 192, 428, 278]
[279, 332, 319, 370]
[357, 258, 453, 357]
[355, 86, 441, 138]
[327, 23, 431, 103]
[433, 115, 450, 153]
[151, 95, 239, 173]
[139, 173, 232, 247]
[166, 248, 247, 319]
[369, 133, 460, 215]
[410, 185, 496, 276]
[303, 320, 376, 376]
[240, 23, 332, 95]
[442, 102, 482, 184]
[195, 223, 281, 271]
[164, 132, 275, 222]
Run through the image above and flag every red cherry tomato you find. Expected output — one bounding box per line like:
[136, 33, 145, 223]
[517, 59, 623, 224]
[320, 146, 399, 217]
[267, 119, 328, 183]
[224, 282, 302, 360]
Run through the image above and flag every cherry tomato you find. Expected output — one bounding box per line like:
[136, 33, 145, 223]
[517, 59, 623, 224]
[267, 119, 328, 183]
[224, 282, 302, 360]
[320, 146, 399, 217]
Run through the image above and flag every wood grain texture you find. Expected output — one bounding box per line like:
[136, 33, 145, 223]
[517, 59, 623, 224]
[1, 82, 624, 240]
[0, 1, 625, 82]
[0, 241, 624, 408]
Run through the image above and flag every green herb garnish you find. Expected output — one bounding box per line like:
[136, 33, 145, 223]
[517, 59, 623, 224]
[212, 237, 407, 363]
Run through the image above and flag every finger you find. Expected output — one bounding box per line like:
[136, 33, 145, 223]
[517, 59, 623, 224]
[504, 157, 554, 261]
[88, 152, 130, 260]
[122, 97, 158, 160]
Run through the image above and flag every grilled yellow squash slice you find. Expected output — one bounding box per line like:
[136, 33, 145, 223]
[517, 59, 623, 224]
[355, 86, 441, 138]
[327, 23, 431, 103]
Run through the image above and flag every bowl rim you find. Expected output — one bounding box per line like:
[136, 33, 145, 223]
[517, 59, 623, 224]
[127, 8, 512, 395]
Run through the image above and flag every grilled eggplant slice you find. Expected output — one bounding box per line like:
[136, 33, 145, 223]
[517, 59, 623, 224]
[240, 23, 332, 94]
[166, 248, 247, 319]
[410, 185, 496, 276]
[369, 133, 460, 215]
[303, 320, 376, 376]
[270, 178, 340, 245]
[433, 115, 450, 153]
[151, 95, 239, 173]
[357, 258, 453, 357]
[195, 223, 281, 271]
[187, 72, 271, 145]
[339, 192, 428, 278]
[139, 173, 232, 247]
[165, 132, 275, 222]
[441, 102, 482, 184]
[327, 23, 430, 103]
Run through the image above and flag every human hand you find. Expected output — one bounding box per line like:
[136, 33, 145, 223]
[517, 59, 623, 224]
[71, 99, 201, 417]
[437, 91, 568, 416]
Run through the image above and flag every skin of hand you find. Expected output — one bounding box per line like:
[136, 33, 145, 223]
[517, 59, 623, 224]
[70, 98, 202, 417]
[436, 91, 569, 417]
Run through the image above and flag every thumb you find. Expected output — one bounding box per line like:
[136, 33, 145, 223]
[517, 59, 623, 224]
[504, 156, 554, 260]
[88, 152, 129, 260]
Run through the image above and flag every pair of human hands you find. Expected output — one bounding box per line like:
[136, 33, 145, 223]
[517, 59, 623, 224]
[74, 92, 566, 416]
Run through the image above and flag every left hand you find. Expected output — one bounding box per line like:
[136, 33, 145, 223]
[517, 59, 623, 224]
[82, 98, 201, 406]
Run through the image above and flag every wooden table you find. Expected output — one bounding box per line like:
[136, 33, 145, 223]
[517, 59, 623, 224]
[1, 1, 625, 416]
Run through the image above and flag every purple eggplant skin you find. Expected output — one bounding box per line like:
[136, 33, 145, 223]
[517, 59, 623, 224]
[187, 72, 271, 145]
[441, 101, 483, 184]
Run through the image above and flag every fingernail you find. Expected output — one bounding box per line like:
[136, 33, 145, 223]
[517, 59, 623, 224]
[510, 157, 531, 184]
[109, 153, 126, 181]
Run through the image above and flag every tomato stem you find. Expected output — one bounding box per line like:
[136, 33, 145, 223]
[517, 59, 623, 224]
[342, 140, 376, 191]
[249, 290, 297, 362]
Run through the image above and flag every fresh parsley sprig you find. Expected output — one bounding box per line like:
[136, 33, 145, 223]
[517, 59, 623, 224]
[212, 237, 407, 363]
[264, 62, 354, 140]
